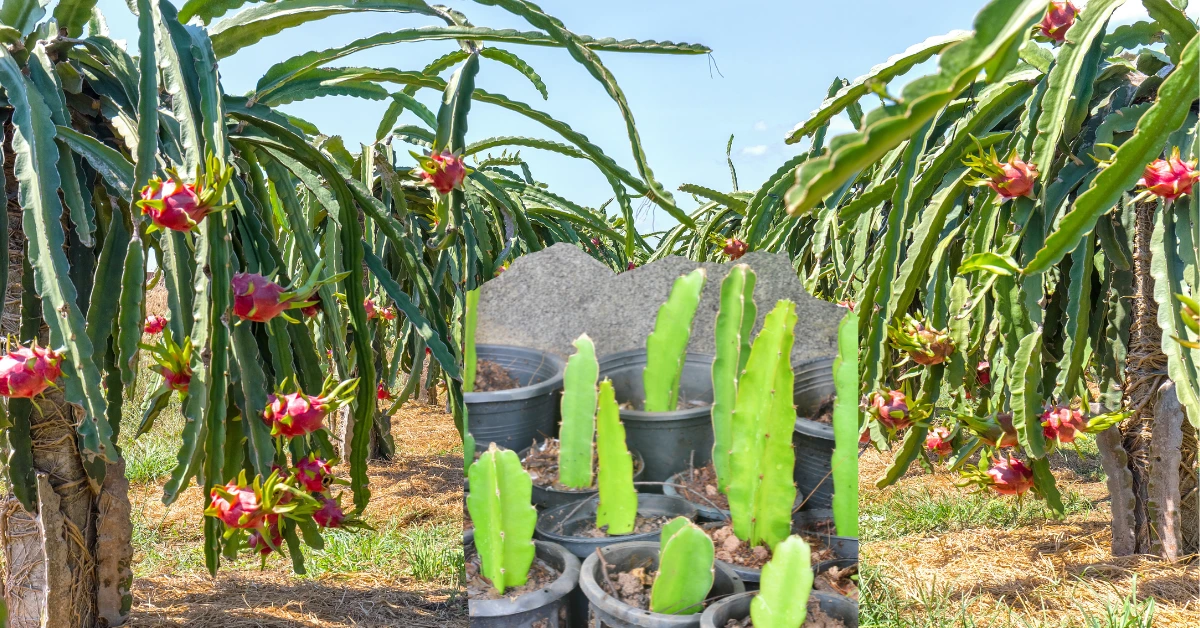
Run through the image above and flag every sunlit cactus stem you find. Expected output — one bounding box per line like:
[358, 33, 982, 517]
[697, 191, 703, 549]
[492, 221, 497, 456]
[643, 269, 707, 412]
[466, 444, 537, 595]
[751, 535, 814, 628]
[649, 517, 714, 615]
[831, 311, 859, 537]
[712, 264, 756, 493]
[595, 379, 637, 534]
[727, 300, 798, 549]
[558, 334, 599, 489]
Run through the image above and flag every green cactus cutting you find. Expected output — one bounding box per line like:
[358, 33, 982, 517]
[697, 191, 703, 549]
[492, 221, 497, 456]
[712, 264, 757, 493]
[649, 517, 714, 615]
[831, 311, 859, 537]
[559, 334, 600, 489]
[727, 300, 798, 549]
[644, 269, 707, 412]
[595, 378, 638, 534]
[751, 535, 814, 628]
[466, 444, 537, 595]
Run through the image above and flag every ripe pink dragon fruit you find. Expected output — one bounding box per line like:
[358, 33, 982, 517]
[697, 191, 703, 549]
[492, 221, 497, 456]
[363, 297, 379, 319]
[1138, 149, 1199, 201]
[890, 315, 955, 366]
[247, 523, 284, 556]
[0, 344, 64, 398]
[295, 455, 334, 493]
[232, 273, 291, 322]
[1038, 1, 1080, 42]
[159, 363, 192, 393]
[976, 361, 991, 386]
[380, 307, 397, 321]
[262, 391, 332, 438]
[377, 382, 394, 401]
[723, 238, 747, 260]
[298, 293, 321, 318]
[979, 412, 1020, 449]
[313, 496, 346, 528]
[206, 479, 265, 529]
[144, 315, 168, 335]
[1041, 405, 1087, 444]
[987, 456, 1034, 496]
[867, 390, 911, 431]
[627, 261, 637, 271]
[925, 426, 953, 458]
[417, 151, 469, 194]
[138, 178, 213, 231]
[988, 158, 1038, 199]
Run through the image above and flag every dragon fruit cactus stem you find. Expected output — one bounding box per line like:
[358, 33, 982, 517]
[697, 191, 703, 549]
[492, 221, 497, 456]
[643, 269, 707, 413]
[466, 444, 537, 595]
[558, 334, 599, 489]
[712, 264, 757, 494]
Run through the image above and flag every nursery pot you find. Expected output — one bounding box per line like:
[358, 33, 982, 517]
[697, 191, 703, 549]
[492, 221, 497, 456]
[579, 541, 745, 628]
[706, 517, 856, 590]
[521, 445, 648, 511]
[792, 357, 837, 510]
[698, 591, 858, 628]
[535, 494, 698, 559]
[792, 509, 859, 561]
[468, 539, 580, 627]
[466, 345, 565, 453]
[662, 472, 806, 524]
[598, 350, 715, 487]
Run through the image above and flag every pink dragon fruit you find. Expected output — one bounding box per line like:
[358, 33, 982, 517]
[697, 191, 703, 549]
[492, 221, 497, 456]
[298, 293, 321, 318]
[626, 261, 637, 271]
[363, 297, 379, 319]
[723, 238, 747, 260]
[159, 363, 192, 393]
[144, 315, 168, 335]
[1041, 405, 1087, 444]
[979, 412, 1020, 449]
[926, 426, 953, 458]
[232, 273, 291, 322]
[379, 307, 397, 322]
[313, 496, 346, 529]
[890, 314, 955, 366]
[964, 147, 1039, 200]
[295, 455, 334, 493]
[138, 178, 210, 231]
[1038, 1, 1080, 43]
[206, 479, 265, 529]
[377, 382, 394, 401]
[1138, 149, 1199, 201]
[0, 344, 64, 398]
[867, 390, 911, 431]
[262, 391, 332, 438]
[247, 522, 284, 556]
[416, 151, 469, 194]
[987, 456, 1034, 496]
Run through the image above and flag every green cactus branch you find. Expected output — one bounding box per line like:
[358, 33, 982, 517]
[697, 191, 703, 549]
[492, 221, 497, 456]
[644, 269, 707, 412]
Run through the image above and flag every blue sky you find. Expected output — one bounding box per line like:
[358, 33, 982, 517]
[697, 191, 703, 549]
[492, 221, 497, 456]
[94, 1, 1191, 233]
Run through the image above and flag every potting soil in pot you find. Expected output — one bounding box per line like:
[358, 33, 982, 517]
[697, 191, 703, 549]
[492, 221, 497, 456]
[577, 515, 674, 538]
[673, 463, 729, 511]
[465, 553, 560, 600]
[721, 600, 846, 628]
[707, 526, 837, 569]
[523, 438, 644, 490]
[474, 359, 521, 391]
[604, 565, 710, 614]
[805, 394, 836, 425]
[815, 563, 858, 600]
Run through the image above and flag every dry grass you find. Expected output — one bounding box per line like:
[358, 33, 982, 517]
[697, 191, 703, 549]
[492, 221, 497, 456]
[127, 402, 467, 627]
[860, 447, 1200, 627]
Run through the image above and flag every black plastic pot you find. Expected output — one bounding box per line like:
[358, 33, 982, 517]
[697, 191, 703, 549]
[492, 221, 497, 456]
[468, 539, 580, 627]
[579, 540, 745, 628]
[466, 345, 565, 453]
[792, 357, 837, 510]
[535, 494, 698, 559]
[521, 444, 648, 511]
[814, 557, 859, 581]
[792, 509, 858, 561]
[661, 470, 729, 522]
[598, 350, 715, 487]
[698, 590, 858, 628]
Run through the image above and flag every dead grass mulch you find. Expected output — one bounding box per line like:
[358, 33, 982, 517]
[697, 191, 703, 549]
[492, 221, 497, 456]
[861, 449, 1200, 626]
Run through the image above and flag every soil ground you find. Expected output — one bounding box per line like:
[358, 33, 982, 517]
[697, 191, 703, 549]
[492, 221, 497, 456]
[860, 440, 1200, 627]
[125, 402, 466, 627]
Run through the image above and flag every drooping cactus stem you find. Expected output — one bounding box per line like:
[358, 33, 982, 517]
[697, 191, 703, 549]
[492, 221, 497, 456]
[644, 269, 707, 412]
[727, 300, 798, 549]
[712, 264, 756, 493]
[595, 378, 637, 534]
[751, 535, 814, 628]
[465, 444, 537, 595]
[559, 334, 599, 489]
[649, 517, 714, 615]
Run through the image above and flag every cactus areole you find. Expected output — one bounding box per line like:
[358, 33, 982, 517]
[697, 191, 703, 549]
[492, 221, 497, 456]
[0, 344, 64, 398]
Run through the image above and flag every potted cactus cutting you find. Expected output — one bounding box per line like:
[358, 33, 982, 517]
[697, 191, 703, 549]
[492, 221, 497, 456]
[466, 444, 580, 625]
[579, 516, 746, 627]
[534, 375, 697, 558]
[699, 536, 858, 628]
[521, 334, 646, 509]
[599, 269, 716, 483]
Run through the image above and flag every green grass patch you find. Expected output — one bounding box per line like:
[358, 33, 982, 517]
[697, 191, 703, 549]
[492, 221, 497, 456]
[862, 487, 1094, 543]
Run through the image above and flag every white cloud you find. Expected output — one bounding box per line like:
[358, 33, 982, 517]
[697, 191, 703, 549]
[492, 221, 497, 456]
[741, 144, 769, 157]
[753, 121, 768, 132]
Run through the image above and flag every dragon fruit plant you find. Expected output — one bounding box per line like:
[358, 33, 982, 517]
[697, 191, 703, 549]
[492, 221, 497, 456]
[262, 376, 360, 439]
[643, 269, 707, 412]
[558, 334, 600, 489]
[141, 329, 193, 397]
[467, 444, 538, 595]
[751, 536, 815, 628]
[648, 517, 715, 615]
[887, 313, 955, 366]
[711, 265, 757, 493]
[0, 342, 64, 399]
[595, 379, 639, 535]
[232, 260, 347, 323]
[136, 153, 234, 232]
[205, 470, 323, 560]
